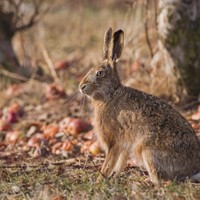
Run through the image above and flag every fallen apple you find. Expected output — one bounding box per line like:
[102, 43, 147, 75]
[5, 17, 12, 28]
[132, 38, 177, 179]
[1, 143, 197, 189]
[43, 124, 59, 139]
[89, 141, 100, 156]
[59, 117, 91, 135]
[62, 140, 73, 151]
[45, 83, 66, 100]
[52, 142, 63, 154]
[5, 111, 18, 123]
[27, 134, 45, 147]
[5, 131, 21, 143]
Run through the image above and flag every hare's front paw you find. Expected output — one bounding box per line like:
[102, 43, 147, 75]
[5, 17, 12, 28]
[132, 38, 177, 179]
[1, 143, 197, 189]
[149, 175, 160, 185]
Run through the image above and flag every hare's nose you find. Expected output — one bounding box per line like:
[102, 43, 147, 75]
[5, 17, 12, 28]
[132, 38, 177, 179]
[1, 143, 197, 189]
[80, 84, 87, 93]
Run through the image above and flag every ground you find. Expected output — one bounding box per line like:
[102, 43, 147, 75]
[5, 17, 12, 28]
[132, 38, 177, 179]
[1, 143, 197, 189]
[0, 79, 200, 200]
[0, 1, 200, 200]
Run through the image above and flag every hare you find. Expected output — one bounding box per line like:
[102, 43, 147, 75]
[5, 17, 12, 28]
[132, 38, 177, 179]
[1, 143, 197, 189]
[79, 27, 200, 184]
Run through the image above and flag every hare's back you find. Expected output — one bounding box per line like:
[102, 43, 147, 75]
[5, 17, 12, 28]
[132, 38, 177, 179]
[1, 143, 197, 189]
[122, 87, 200, 172]
[121, 87, 199, 145]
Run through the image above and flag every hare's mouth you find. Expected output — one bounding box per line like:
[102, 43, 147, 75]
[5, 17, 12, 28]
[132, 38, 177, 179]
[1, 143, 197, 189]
[79, 83, 97, 96]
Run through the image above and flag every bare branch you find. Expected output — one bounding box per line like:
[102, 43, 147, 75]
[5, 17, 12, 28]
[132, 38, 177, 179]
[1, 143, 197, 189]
[37, 23, 60, 84]
[0, 0, 55, 33]
[34, 1, 55, 25]
[12, 0, 23, 11]
[12, 0, 26, 27]
[0, 64, 28, 81]
[15, 0, 40, 31]
[143, 0, 154, 58]
[15, 0, 55, 32]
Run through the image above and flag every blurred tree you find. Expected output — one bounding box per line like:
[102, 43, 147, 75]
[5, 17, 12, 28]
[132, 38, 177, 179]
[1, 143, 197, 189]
[0, 0, 50, 79]
[156, 0, 200, 97]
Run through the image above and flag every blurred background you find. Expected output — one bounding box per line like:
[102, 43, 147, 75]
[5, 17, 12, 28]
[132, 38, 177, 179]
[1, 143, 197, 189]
[1, 0, 199, 101]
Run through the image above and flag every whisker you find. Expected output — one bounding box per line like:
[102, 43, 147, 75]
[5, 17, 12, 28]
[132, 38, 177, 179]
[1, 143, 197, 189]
[65, 91, 80, 105]
[80, 95, 87, 117]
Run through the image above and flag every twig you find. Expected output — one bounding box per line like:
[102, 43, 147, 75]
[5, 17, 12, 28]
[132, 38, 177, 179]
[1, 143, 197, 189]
[33, 0, 56, 26]
[153, 0, 158, 27]
[15, 0, 40, 31]
[0, 64, 28, 81]
[87, 155, 106, 178]
[143, 0, 154, 58]
[39, 37, 60, 83]
[37, 23, 61, 84]
[14, 0, 56, 32]
[183, 100, 200, 110]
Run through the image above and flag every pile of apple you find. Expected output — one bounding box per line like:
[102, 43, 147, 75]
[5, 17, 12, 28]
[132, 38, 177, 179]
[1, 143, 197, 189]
[0, 102, 101, 158]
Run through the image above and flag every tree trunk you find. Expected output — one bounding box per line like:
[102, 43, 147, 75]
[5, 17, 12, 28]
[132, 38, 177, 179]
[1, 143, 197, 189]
[0, 0, 49, 81]
[0, 8, 33, 79]
[0, 32, 19, 70]
[157, 0, 200, 97]
[0, 31, 33, 80]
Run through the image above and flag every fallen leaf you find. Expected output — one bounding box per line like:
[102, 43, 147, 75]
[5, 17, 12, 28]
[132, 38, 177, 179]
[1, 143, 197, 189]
[31, 146, 49, 158]
[45, 83, 66, 100]
[0, 119, 11, 131]
[192, 123, 199, 130]
[5, 84, 23, 96]
[191, 112, 200, 121]
[12, 185, 20, 193]
[27, 134, 45, 147]
[83, 131, 95, 140]
[52, 142, 63, 154]
[62, 140, 73, 151]
[5, 131, 21, 143]
[43, 124, 59, 139]
[80, 140, 93, 153]
[26, 126, 38, 137]
[52, 195, 64, 200]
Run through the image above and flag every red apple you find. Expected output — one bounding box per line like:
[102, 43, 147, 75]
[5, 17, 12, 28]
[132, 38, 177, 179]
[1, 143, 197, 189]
[52, 142, 63, 154]
[43, 124, 59, 139]
[62, 140, 73, 151]
[45, 83, 66, 100]
[5, 111, 17, 123]
[59, 117, 91, 135]
[54, 60, 70, 70]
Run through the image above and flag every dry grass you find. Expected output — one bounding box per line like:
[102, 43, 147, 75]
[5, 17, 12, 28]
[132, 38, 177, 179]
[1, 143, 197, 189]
[11, 0, 178, 98]
[0, 158, 200, 200]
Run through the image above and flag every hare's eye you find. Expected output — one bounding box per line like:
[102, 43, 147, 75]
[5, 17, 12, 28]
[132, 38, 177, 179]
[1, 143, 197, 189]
[96, 70, 104, 77]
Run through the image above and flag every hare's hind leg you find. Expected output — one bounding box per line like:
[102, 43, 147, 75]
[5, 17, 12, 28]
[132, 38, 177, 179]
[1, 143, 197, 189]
[113, 151, 129, 177]
[142, 150, 160, 185]
[97, 146, 120, 181]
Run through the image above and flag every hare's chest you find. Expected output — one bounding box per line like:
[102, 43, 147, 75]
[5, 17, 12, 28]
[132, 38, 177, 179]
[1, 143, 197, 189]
[94, 109, 118, 152]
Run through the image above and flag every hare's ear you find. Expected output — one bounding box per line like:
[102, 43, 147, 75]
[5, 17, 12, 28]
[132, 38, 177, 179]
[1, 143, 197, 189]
[112, 30, 124, 62]
[103, 27, 113, 61]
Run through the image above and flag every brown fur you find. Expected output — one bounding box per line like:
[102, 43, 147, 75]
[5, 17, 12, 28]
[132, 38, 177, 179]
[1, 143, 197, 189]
[79, 28, 200, 184]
